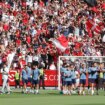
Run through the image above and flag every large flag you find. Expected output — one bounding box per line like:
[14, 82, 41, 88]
[86, 19, 103, 36]
[84, 0, 98, 7]
[93, 25, 102, 35]
[7, 51, 16, 70]
[50, 35, 68, 52]
[85, 19, 94, 35]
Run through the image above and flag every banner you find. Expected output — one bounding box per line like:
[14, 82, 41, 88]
[0, 70, 89, 87]
[0, 70, 58, 87]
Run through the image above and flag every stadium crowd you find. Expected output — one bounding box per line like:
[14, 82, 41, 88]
[0, 0, 105, 71]
[0, 0, 105, 94]
[60, 57, 105, 95]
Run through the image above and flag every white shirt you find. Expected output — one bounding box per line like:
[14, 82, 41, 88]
[75, 71, 80, 83]
[1, 67, 9, 79]
[7, 52, 16, 69]
[27, 55, 33, 63]
[33, 55, 39, 62]
[74, 27, 79, 37]
[49, 64, 56, 70]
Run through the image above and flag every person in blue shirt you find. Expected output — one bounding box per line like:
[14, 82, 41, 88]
[26, 63, 32, 93]
[103, 67, 105, 95]
[70, 64, 76, 94]
[26, 63, 32, 83]
[96, 63, 105, 95]
[64, 65, 72, 95]
[89, 62, 98, 95]
[71, 69, 76, 85]
[21, 65, 28, 93]
[88, 66, 92, 95]
[60, 66, 67, 94]
[100, 63, 105, 95]
[32, 64, 40, 94]
[79, 63, 87, 95]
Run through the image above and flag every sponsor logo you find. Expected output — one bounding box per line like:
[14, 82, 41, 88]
[44, 75, 58, 81]
[8, 71, 16, 82]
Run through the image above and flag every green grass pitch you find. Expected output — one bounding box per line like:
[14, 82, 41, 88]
[0, 90, 105, 105]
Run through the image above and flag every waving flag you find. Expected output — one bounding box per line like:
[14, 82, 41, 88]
[85, 19, 94, 34]
[57, 35, 68, 48]
[102, 3, 105, 9]
[7, 51, 16, 70]
[86, 18, 103, 36]
[50, 35, 68, 52]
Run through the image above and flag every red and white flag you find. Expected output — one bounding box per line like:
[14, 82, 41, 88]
[93, 25, 101, 35]
[86, 19, 94, 33]
[86, 19, 103, 36]
[50, 35, 68, 52]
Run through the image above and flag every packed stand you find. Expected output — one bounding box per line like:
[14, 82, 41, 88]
[0, 0, 105, 70]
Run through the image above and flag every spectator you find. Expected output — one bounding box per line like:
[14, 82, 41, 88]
[0, 0, 105, 72]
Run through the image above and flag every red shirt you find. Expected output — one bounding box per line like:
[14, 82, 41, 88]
[72, 51, 83, 56]
[16, 39, 21, 46]
[64, 0, 68, 2]
[3, 24, 9, 31]
[64, 49, 70, 55]
[20, 59, 26, 69]
[39, 1, 44, 7]
[21, 60, 26, 65]
[13, 11, 18, 17]
[22, 18, 28, 24]
[75, 42, 82, 49]
[22, 2, 26, 7]
[18, 53, 22, 57]
[36, 30, 42, 36]
[16, 30, 20, 38]
[26, 36, 31, 44]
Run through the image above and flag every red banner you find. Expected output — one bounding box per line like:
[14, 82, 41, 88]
[44, 70, 58, 87]
[0, 70, 89, 87]
[0, 70, 58, 87]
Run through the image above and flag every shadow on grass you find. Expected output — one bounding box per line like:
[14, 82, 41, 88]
[47, 92, 61, 95]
